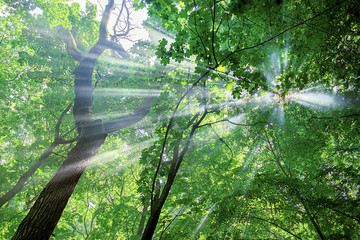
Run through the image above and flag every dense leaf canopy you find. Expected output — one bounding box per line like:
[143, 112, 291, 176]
[1, 0, 359, 239]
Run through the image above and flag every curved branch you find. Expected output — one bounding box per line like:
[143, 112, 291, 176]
[100, 0, 115, 39]
[103, 91, 158, 133]
[209, 124, 233, 160]
[219, 0, 347, 66]
[113, 0, 126, 37]
[54, 103, 73, 140]
[112, 0, 131, 38]
[104, 39, 130, 58]
[62, 28, 83, 61]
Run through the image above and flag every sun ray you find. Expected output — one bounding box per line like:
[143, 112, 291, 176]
[271, 105, 285, 127]
[191, 204, 215, 239]
[53, 138, 155, 180]
[291, 92, 344, 110]
[89, 138, 154, 169]
[93, 87, 162, 98]
[283, 41, 289, 70]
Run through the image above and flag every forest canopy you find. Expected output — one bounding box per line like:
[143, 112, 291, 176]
[0, 0, 359, 239]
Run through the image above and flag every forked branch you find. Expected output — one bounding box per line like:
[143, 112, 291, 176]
[0, 103, 78, 208]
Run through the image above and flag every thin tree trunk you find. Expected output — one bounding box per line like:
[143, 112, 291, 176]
[141, 176, 177, 240]
[141, 112, 207, 239]
[12, 125, 107, 240]
[136, 203, 148, 237]
[303, 204, 325, 240]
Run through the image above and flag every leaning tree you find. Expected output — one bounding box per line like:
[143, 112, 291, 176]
[12, 0, 157, 239]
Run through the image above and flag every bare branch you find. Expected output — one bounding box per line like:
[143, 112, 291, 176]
[114, 3, 131, 37]
[60, 126, 77, 139]
[58, 135, 79, 145]
[112, 0, 130, 38]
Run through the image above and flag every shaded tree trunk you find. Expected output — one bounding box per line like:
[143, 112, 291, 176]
[12, 122, 107, 240]
[141, 175, 176, 240]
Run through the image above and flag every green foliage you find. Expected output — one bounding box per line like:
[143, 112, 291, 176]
[1, 0, 360, 239]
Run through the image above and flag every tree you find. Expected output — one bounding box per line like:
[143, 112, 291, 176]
[1, 0, 359, 239]
[6, 0, 156, 239]
[135, 0, 360, 238]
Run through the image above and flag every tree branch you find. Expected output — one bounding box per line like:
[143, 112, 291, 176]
[198, 119, 269, 128]
[219, 0, 347, 67]
[61, 28, 84, 61]
[104, 39, 130, 58]
[0, 142, 57, 208]
[209, 124, 233, 160]
[142, 111, 208, 239]
[100, 0, 115, 39]
[0, 103, 78, 208]
[251, 216, 302, 239]
[103, 90, 158, 133]
[308, 113, 360, 122]
[54, 103, 73, 141]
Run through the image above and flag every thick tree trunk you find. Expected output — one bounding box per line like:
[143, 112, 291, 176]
[12, 1, 150, 238]
[12, 124, 107, 240]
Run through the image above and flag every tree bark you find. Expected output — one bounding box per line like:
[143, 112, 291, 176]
[12, 123, 107, 240]
[141, 175, 177, 240]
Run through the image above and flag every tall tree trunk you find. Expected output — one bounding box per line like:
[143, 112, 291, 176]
[12, 1, 153, 238]
[12, 123, 107, 240]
